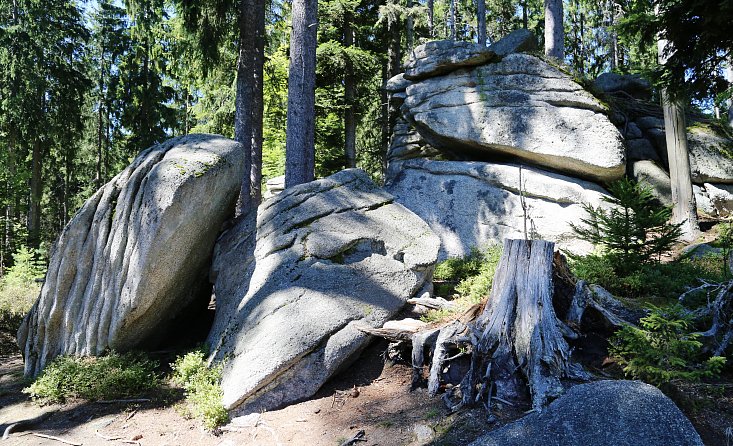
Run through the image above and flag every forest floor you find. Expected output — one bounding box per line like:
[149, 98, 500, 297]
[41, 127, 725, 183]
[2, 223, 733, 446]
[2, 331, 733, 446]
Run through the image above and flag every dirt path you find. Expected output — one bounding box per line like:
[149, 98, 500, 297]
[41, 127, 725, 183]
[0, 341, 496, 446]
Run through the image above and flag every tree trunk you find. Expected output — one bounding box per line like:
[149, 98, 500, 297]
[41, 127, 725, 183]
[344, 14, 357, 169]
[386, 21, 402, 166]
[249, 0, 265, 208]
[522, 0, 528, 29]
[96, 53, 105, 189]
[285, 0, 318, 188]
[449, 0, 456, 41]
[28, 138, 42, 249]
[380, 62, 389, 177]
[658, 32, 699, 241]
[427, 0, 434, 37]
[477, 0, 486, 46]
[406, 0, 414, 52]
[726, 57, 733, 129]
[544, 0, 564, 60]
[234, 0, 256, 215]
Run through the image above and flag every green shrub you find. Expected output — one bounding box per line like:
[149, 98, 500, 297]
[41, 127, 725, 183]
[0, 246, 45, 332]
[171, 349, 228, 429]
[425, 245, 502, 322]
[571, 178, 682, 276]
[571, 252, 727, 299]
[24, 352, 159, 403]
[610, 305, 726, 385]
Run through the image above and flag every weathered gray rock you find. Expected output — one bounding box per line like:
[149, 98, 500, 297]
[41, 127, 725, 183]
[594, 72, 651, 99]
[630, 160, 716, 215]
[263, 175, 285, 199]
[487, 28, 538, 57]
[469, 380, 703, 446]
[404, 40, 496, 81]
[624, 122, 643, 139]
[626, 138, 660, 162]
[385, 73, 412, 93]
[18, 134, 244, 377]
[386, 159, 611, 259]
[682, 243, 723, 259]
[688, 126, 733, 184]
[635, 116, 665, 131]
[403, 53, 626, 182]
[705, 183, 733, 217]
[207, 169, 440, 413]
[387, 118, 441, 163]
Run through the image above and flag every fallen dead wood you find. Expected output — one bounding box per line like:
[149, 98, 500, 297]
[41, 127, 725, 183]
[2, 411, 56, 440]
[30, 433, 82, 446]
[96, 398, 151, 404]
[338, 429, 366, 446]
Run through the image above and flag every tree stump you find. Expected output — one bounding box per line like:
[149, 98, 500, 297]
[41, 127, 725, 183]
[430, 239, 588, 411]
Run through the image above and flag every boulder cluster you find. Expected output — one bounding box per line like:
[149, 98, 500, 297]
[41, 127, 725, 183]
[16, 31, 727, 443]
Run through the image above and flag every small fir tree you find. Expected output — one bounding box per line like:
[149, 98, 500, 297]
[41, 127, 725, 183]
[571, 178, 683, 275]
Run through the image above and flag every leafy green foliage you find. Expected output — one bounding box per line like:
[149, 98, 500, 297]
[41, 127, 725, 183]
[571, 178, 683, 276]
[171, 349, 228, 430]
[571, 251, 726, 300]
[24, 352, 159, 403]
[0, 246, 45, 331]
[610, 305, 726, 385]
[427, 245, 502, 322]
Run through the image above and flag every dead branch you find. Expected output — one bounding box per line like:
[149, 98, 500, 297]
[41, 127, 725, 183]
[30, 433, 82, 446]
[338, 430, 367, 446]
[2, 411, 56, 440]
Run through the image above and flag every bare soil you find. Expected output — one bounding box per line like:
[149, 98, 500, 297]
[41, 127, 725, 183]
[1, 337, 513, 446]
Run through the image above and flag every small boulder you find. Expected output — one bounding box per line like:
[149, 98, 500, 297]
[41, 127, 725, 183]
[404, 40, 496, 81]
[18, 134, 244, 377]
[488, 28, 538, 57]
[207, 169, 440, 414]
[594, 72, 652, 99]
[385, 73, 412, 93]
[688, 125, 733, 184]
[626, 138, 660, 162]
[705, 183, 733, 217]
[469, 380, 703, 446]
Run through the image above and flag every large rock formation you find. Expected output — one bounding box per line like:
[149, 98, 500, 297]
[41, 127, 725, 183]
[469, 380, 703, 446]
[387, 159, 609, 259]
[401, 53, 626, 183]
[207, 169, 440, 414]
[386, 33, 621, 256]
[18, 134, 244, 377]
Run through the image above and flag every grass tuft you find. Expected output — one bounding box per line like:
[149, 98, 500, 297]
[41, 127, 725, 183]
[24, 352, 159, 404]
[170, 349, 228, 429]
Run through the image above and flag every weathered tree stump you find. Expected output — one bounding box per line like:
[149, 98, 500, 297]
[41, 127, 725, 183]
[360, 239, 607, 412]
[455, 239, 588, 410]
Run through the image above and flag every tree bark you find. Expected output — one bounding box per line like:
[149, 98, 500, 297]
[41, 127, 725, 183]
[28, 138, 42, 249]
[285, 0, 318, 188]
[427, 0, 434, 37]
[449, 0, 456, 41]
[406, 0, 414, 52]
[477, 0, 486, 46]
[522, 0, 528, 29]
[544, 0, 564, 60]
[344, 12, 357, 168]
[385, 20, 402, 166]
[235, 0, 266, 215]
[658, 31, 699, 241]
[250, 0, 265, 208]
[726, 57, 733, 129]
